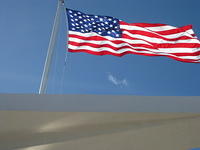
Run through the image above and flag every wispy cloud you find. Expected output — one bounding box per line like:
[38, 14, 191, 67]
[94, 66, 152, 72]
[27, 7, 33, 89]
[108, 73, 128, 86]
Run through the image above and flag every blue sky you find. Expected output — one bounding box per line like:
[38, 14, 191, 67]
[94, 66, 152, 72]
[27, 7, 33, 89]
[0, 0, 200, 95]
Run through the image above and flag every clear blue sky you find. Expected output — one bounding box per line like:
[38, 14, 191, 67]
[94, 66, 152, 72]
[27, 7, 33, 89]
[0, 0, 200, 95]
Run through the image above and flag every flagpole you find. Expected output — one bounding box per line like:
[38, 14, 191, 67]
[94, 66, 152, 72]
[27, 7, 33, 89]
[39, 0, 65, 94]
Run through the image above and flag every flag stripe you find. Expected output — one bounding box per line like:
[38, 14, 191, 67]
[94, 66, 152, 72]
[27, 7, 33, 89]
[121, 21, 196, 38]
[68, 42, 200, 56]
[123, 28, 195, 39]
[120, 21, 177, 31]
[156, 26, 194, 35]
[122, 33, 200, 44]
[69, 48, 200, 61]
[68, 36, 200, 55]
[69, 31, 200, 44]
[69, 37, 200, 49]
[69, 32, 154, 45]
[68, 49, 200, 63]
[122, 29, 194, 41]
[121, 24, 194, 36]
[68, 31, 200, 62]
[120, 21, 169, 27]
[69, 38, 200, 52]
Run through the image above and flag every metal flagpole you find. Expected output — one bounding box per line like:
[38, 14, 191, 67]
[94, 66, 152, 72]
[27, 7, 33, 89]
[39, 0, 65, 94]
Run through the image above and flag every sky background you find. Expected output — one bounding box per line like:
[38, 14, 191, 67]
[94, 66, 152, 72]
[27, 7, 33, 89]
[0, 0, 200, 95]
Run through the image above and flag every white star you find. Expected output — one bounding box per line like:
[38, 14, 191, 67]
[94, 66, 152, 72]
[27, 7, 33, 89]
[72, 28, 75, 30]
[78, 16, 82, 19]
[94, 15, 98, 18]
[74, 13, 77, 16]
[99, 18, 104, 21]
[69, 10, 72, 13]
[107, 31, 111, 34]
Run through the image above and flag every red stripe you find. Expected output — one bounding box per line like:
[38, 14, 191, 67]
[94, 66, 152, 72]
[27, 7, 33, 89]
[122, 34, 177, 46]
[122, 34, 200, 47]
[120, 21, 166, 27]
[156, 43, 200, 48]
[69, 41, 200, 57]
[155, 25, 193, 35]
[68, 41, 155, 49]
[68, 49, 200, 63]
[69, 34, 200, 48]
[120, 21, 195, 38]
[122, 29, 195, 41]
[69, 34, 109, 41]
[69, 34, 157, 47]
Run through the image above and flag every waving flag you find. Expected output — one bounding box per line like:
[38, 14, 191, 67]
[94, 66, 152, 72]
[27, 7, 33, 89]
[66, 9, 200, 63]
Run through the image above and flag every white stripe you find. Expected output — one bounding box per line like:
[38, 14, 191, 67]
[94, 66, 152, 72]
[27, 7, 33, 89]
[69, 37, 200, 53]
[69, 31, 152, 45]
[69, 45, 200, 60]
[121, 25, 194, 38]
[178, 55, 200, 60]
[121, 24, 176, 31]
[69, 37, 153, 47]
[163, 31, 194, 39]
[69, 31, 200, 44]
[123, 30, 200, 44]
[146, 26, 177, 31]
[69, 44, 159, 54]
[158, 47, 200, 53]
[186, 29, 195, 36]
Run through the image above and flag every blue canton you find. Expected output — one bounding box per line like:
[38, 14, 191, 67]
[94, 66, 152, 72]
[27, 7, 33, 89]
[66, 9, 122, 38]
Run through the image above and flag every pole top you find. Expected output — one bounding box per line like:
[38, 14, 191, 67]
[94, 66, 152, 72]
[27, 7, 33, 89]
[59, 0, 64, 3]
[59, 0, 65, 5]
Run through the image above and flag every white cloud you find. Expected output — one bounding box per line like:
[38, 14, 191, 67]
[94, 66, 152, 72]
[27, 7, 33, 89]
[108, 73, 128, 86]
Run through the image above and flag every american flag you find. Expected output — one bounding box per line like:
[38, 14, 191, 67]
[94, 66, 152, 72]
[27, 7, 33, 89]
[66, 9, 200, 63]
